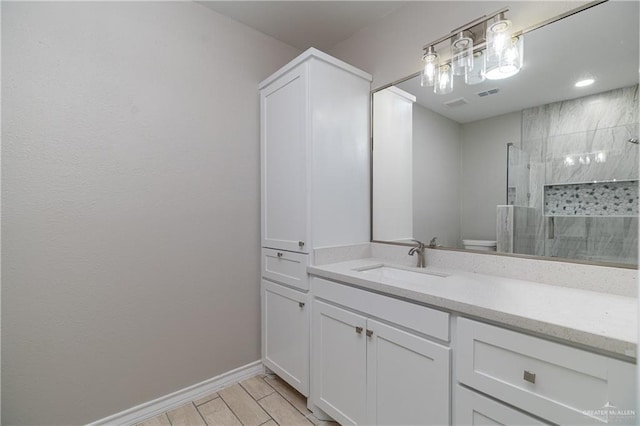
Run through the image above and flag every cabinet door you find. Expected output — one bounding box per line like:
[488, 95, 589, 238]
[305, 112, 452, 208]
[455, 385, 549, 425]
[366, 318, 451, 426]
[262, 279, 309, 396]
[312, 300, 367, 425]
[260, 64, 309, 253]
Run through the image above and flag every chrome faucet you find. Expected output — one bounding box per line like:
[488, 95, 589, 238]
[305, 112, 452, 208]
[408, 239, 426, 268]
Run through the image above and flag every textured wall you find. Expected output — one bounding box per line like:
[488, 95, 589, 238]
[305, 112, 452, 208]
[2, 2, 299, 424]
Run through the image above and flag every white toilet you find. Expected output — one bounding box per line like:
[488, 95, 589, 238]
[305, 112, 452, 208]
[462, 239, 497, 252]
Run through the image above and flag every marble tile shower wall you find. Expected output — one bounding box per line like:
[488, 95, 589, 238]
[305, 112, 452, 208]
[520, 85, 639, 263]
[544, 217, 638, 264]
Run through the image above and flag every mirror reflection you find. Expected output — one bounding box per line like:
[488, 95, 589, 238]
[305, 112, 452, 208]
[372, 1, 639, 266]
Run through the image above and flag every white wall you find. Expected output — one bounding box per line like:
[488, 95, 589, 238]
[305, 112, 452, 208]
[412, 104, 461, 247]
[459, 112, 522, 241]
[2, 2, 299, 424]
[329, 1, 589, 88]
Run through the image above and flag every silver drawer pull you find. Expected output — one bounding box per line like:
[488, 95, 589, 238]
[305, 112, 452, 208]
[276, 252, 283, 258]
[298, 302, 305, 308]
[355, 326, 363, 334]
[366, 329, 373, 337]
[523, 370, 536, 384]
[298, 241, 305, 248]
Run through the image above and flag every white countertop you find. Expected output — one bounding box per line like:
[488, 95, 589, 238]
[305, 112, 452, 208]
[308, 258, 638, 360]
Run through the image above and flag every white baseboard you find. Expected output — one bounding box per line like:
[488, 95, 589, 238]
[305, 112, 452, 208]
[88, 360, 264, 426]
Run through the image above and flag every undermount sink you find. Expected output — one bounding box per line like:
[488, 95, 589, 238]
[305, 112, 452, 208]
[356, 265, 449, 285]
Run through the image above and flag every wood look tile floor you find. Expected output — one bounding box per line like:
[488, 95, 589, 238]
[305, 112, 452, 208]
[137, 374, 339, 426]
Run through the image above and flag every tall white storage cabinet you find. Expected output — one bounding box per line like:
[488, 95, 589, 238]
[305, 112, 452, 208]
[259, 48, 372, 397]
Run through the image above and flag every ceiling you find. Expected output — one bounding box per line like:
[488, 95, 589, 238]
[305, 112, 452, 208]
[395, 1, 640, 123]
[197, 1, 406, 51]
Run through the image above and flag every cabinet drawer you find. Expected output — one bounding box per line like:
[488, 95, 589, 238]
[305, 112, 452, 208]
[262, 248, 309, 290]
[311, 276, 449, 341]
[457, 318, 636, 425]
[455, 385, 548, 425]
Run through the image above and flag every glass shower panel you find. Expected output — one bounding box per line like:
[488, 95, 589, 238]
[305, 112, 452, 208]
[499, 145, 536, 256]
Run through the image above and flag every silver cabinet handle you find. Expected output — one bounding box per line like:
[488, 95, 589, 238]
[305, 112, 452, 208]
[298, 302, 305, 308]
[366, 329, 373, 337]
[276, 252, 283, 258]
[355, 326, 363, 334]
[523, 370, 536, 384]
[298, 241, 305, 248]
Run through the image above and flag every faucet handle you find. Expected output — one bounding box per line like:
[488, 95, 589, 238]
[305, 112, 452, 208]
[429, 237, 438, 248]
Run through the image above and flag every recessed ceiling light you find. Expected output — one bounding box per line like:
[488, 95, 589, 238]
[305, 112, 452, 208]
[575, 78, 595, 88]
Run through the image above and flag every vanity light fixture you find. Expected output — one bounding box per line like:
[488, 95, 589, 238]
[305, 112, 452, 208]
[421, 8, 524, 94]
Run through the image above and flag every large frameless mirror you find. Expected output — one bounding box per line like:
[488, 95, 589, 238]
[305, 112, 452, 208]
[371, 1, 639, 267]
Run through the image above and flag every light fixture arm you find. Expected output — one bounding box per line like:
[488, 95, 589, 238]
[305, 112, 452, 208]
[422, 7, 509, 52]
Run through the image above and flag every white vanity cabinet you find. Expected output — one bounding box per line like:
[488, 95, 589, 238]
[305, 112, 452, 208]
[456, 317, 637, 425]
[259, 48, 371, 398]
[311, 277, 451, 425]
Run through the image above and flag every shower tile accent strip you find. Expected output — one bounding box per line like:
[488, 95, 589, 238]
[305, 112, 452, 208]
[544, 180, 639, 216]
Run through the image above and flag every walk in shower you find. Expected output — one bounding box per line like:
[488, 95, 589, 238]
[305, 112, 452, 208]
[501, 85, 639, 266]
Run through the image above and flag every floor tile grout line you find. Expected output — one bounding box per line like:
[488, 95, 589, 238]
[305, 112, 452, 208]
[240, 377, 276, 401]
[165, 412, 173, 426]
[192, 401, 209, 426]
[257, 388, 313, 426]
[194, 393, 219, 407]
[208, 395, 246, 426]
[264, 377, 312, 418]
[255, 393, 272, 403]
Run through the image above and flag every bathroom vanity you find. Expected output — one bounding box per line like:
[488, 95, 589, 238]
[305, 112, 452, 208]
[307, 253, 637, 425]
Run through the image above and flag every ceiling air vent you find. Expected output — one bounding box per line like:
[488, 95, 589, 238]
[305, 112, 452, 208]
[443, 97, 469, 108]
[476, 88, 500, 97]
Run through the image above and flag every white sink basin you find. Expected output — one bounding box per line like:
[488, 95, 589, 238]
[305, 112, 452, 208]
[357, 265, 449, 285]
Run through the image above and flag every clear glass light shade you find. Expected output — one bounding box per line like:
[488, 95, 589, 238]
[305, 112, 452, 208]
[485, 35, 523, 80]
[486, 16, 512, 60]
[499, 35, 523, 76]
[434, 64, 453, 95]
[465, 50, 486, 85]
[451, 32, 474, 76]
[421, 48, 439, 87]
